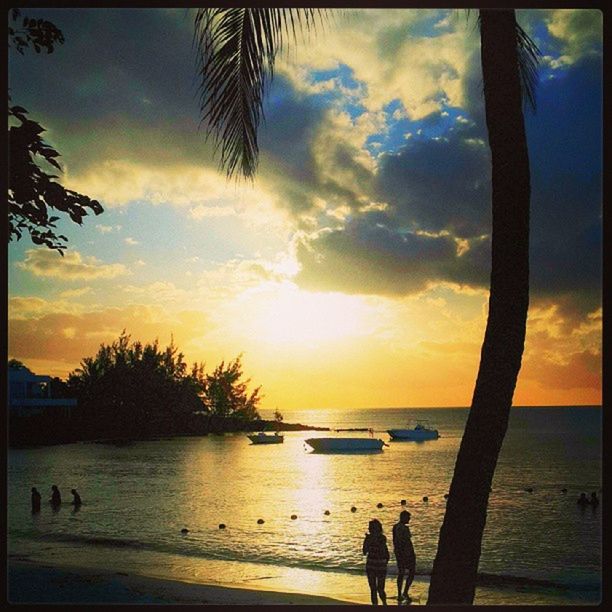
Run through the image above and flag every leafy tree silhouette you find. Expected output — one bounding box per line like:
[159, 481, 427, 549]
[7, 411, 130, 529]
[203, 355, 262, 420]
[8, 358, 28, 369]
[67, 332, 262, 437]
[8, 8, 103, 254]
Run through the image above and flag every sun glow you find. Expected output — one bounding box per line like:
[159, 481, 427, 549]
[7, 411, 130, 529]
[235, 282, 375, 347]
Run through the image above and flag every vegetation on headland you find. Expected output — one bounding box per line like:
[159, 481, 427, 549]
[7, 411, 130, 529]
[67, 331, 261, 432]
[9, 332, 327, 447]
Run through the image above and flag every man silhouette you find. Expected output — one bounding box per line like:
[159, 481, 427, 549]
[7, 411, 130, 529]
[392, 510, 416, 602]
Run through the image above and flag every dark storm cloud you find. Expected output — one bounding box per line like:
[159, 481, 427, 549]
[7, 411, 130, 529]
[8, 9, 600, 318]
[9, 9, 335, 213]
[526, 55, 602, 315]
[294, 55, 601, 318]
[375, 128, 490, 239]
[260, 80, 323, 182]
[291, 76, 494, 297]
[8, 8, 213, 172]
[458, 42, 602, 310]
[455, 40, 601, 315]
[294, 212, 490, 296]
[258, 77, 328, 217]
[460, 48, 487, 135]
[323, 141, 376, 206]
[260, 77, 376, 220]
[9, 9, 195, 124]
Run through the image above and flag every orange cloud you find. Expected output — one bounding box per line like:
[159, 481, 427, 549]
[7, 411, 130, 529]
[9, 296, 86, 319]
[521, 350, 601, 392]
[8, 305, 208, 376]
[16, 249, 129, 280]
[514, 304, 602, 404]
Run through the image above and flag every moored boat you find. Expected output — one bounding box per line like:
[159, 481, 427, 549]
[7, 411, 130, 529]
[387, 420, 439, 441]
[247, 432, 284, 444]
[305, 437, 386, 452]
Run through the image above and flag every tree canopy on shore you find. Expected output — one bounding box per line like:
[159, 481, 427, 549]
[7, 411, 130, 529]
[202, 357, 261, 420]
[67, 331, 261, 436]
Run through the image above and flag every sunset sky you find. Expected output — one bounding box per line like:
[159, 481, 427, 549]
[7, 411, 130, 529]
[8, 8, 602, 409]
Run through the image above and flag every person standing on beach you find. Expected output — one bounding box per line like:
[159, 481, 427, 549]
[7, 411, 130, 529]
[31, 487, 41, 513]
[49, 485, 61, 508]
[392, 510, 416, 603]
[362, 518, 389, 605]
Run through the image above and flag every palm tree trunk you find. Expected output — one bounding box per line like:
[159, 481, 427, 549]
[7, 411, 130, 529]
[427, 9, 530, 605]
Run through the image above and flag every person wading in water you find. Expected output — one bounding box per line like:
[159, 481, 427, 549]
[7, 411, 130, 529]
[49, 485, 61, 508]
[31, 487, 41, 513]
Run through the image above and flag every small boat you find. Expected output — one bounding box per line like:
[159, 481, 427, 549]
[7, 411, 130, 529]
[248, 432, 284, 445]
[388, 420, 440, 441]
[305, 437, 386, 453]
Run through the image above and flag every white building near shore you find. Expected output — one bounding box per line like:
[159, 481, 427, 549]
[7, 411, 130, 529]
[8, 364, 77, 417]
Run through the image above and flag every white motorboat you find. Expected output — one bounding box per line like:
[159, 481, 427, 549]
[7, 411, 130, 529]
[247, 432, 284, 444]
[387, 420, 440, 441]
[305, 437, 386, 452]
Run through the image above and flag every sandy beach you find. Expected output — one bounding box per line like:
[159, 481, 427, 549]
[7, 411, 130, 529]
[8, 560, 358, 605]
[8, 555, 595, 607]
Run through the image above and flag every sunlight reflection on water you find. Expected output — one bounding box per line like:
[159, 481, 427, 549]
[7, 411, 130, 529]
[8, 407, 601, 597]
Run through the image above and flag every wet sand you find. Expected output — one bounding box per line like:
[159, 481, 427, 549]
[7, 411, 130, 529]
[9, 557, 595, 607]
[8, 560, 358, 605]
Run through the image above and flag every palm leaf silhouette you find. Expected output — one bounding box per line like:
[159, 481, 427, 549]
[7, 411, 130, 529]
[194, 8, 326, 180]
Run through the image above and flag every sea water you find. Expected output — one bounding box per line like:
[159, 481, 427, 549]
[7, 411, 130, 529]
[8, 406, 601, 604]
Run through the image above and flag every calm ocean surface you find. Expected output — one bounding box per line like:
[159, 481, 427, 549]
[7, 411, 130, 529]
[8, 407, 601, 603]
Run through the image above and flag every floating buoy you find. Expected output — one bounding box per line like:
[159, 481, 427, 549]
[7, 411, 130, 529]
[377, 502, 383, 509]
[291, 514, 297, 520]
[422, 496, 428, 502]
[525, 487, 533, 493]
[257, 519, 265, 524]
[400, 499, 407, 506]
[180, 528, 189, 534]
[324, 510, 330, 516]
[351, 506, 357, 513]
[561, 488, 568, 494]
[219, 523, 226, 529]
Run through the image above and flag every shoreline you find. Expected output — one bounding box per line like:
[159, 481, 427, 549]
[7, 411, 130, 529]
[9, 419, 330, 449]
[8, 559, 358, 605]
[8, 407, 601, 606]
[7, 551, 599, 607]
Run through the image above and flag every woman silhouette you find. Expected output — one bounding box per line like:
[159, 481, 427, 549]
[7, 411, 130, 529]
[362, 519, 389, 605]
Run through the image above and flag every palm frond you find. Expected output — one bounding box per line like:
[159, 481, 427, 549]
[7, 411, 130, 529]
[476, 11, 541, 112]
[515, 22, 541, 112]
[194, 8, 326, 180]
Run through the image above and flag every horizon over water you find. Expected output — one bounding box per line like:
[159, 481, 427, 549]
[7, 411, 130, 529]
[259, 402, 602, 411]
[8, 406, 601, 604]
